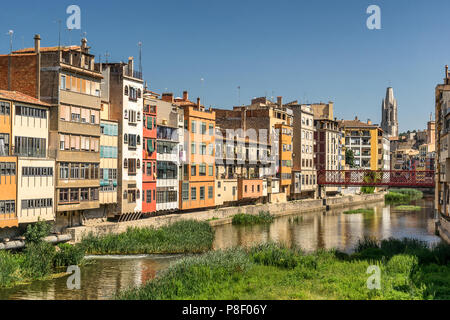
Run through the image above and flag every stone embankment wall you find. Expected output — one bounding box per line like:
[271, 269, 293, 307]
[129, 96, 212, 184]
[67, 192, 385, 243]
[438, 215, 450, 244]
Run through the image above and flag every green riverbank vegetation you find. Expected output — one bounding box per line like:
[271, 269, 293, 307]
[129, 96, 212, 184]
[385, 189, 423, 204]
[117, 238, 450, 300]
[80, 220, 215, 255]
[232, 211, 274, 225]
[0, 221, 85, 288]
[0, 220, 215, 288]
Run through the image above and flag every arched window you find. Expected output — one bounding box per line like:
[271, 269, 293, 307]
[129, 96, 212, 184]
[124, 134, 128, 144]
[124, 86, 129, 96]
[123, 190, 127, 199]
[137, 159, 141, 169]
[124, 158, 128, 168]
[137, 135, 141, 145]
[137, 89, 141, 99]
[137, 189, 140, 199]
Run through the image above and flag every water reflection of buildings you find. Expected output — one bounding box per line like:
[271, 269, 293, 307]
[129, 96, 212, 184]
[213, 200, 439, 253]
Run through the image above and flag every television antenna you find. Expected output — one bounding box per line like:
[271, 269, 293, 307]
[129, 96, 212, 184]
[7, 30, 14, 53]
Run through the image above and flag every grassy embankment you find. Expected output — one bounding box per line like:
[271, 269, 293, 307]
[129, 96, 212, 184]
[385, 189, 424, 212]
[0, 222, 84, 288]
[117, 238, 450, 300]
[0, 220, 215, 288]
[80, 220, 214, 255]
[232, 211, 274, 226]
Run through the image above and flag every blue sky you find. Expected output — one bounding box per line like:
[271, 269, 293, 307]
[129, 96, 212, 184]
[0, 0, 448, 132]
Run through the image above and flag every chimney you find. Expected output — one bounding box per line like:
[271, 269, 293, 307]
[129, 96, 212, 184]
[197, 97, 201, 107]
[128, 57, 134, 74]
[355, 116, 358, 121]
[367, 119, 372, 125]
[183, 91, 189, 101]
[277, 96, 283, 107]
[34, 34, 41, 53]
[81, 38, 88, 51]
[162, 93, 174, 103]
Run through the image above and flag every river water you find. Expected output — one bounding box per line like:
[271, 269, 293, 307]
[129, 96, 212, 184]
[0, 197, 441, 300]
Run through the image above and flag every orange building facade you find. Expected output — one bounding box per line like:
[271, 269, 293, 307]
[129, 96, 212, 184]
[166, 92, 216, 211]
[0, 97, 17, 228]
[276, 123, 293, 195]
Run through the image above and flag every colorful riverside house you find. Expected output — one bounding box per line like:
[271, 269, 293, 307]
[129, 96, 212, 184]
[0, 90, 55, 232]
[162, 92, 215, 211]
[0, 35, 102, 231]
[99, 58, 144, 221]
[142, 91, 157, 216]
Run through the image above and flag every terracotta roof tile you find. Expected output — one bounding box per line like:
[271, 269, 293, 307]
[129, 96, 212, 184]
[12, 46, 81, 54]
[0, 90, 51, 107]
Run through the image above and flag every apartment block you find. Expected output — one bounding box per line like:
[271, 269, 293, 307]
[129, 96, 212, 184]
[0, 36, 102, 231]
[101, 59, 144, 220]
[148, 92, 184, 213]
[99, 119, 118, 211]
[215, 97, 292, 203]
[289, 104, 316, 199]
[142, 92, 157, 216]
[164, 92, 215, 211]
[435, 66, 450, 216]
[339, 117, 384, 170]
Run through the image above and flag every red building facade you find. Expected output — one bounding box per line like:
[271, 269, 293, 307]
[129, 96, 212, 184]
[142, 95, 157, 215]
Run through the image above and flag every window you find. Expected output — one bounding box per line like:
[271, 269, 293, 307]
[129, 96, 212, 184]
[200, 187, 205, 200]
[191, 143, 196, 154]
[124, 86, 129, 96]
[200, 143, 206, 155]
[70, 163, 80, 179]
[128, 134, 137, 148]
[128, 159, 137, 175]
[199, 163, 206, 176]
[209, 124, 214, 136]
[59, 163, 69, 179]
[70, 189, 79, 202]
[191, 187, 197, 201]
[59, 189, 69, 203]
[191, 164, 197, 176]
[14, 137, 46, 158]
[191, 121, 197, 133]
[146, 190, 152, 203]
[201, 122, 207, 135]
[208, 186, 213, 199]
[0, 102, 10, 116]
[61, 75, 66, 90]
[182, 183, 189, 201]
[80, 188, 89, 202]
[209, 165, 214, 176]
[0, 134, 9, 156]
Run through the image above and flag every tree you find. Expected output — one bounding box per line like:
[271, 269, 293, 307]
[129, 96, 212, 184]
[345, 149, 355, 168]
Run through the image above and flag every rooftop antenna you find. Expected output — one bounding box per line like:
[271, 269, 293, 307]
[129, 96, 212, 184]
[105, 51, 110, 63]
[238, 86, 241, 106]
[138, 41, 143, 76]
[7, 30, 14, 53]
[201, 77, 205, 104]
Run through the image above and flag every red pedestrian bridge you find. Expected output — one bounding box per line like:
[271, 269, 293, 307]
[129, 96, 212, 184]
[317, 170, 435, 188]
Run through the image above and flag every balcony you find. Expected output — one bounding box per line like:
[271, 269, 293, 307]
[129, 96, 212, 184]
[124, 66, 143, 80]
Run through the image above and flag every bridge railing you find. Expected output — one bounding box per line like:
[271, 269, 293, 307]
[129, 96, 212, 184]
[317, 170, 435, 188]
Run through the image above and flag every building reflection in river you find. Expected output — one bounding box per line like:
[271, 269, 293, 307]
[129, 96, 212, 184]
[213, 199, 440, 253]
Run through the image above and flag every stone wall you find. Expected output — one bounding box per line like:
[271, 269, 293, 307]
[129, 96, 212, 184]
[438, 215, 450, 244]
[67, 192, 386, 243]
